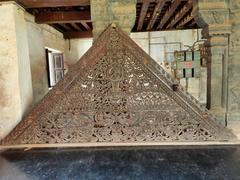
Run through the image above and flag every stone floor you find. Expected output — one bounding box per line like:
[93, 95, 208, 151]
[0, 146, 240, 180]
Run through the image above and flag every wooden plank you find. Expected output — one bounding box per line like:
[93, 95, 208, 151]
[137, 0, 150, 31]
[147, 0, 166, 30]
[70, 23, 82, 31]
[64, 31, 93, 39]
[81, 22, 90, 30]
[18, 0, 162, 8]
[51, 24, 66, 33]
[18, 0, 180, 8]
[35, 11, 91, 24]
[18, 0, 90, 8]
[60, 24, 72, 31]
[167, 0, 193, 29]
[188, 19, 196, 27]
[137, 0, 180, 3]
[177, 14, 194, 28]
[157, 0, 182, 29]
[137, 0, 161, 2]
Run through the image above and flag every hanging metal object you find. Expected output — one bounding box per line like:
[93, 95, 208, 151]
[1, 25, 236, 146]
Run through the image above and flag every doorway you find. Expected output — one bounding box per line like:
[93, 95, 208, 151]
[46, 48, 65, 88]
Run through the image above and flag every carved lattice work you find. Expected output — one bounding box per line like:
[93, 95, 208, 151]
[1, 25, 235, 145]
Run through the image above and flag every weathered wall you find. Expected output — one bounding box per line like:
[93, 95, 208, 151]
[0, 3, 33, 139]
[0, 3, 70, 139]
[25, 14, 49, 104]
[193, 0, 232, 123]
[91, 0, 136, 38]
[193, 0, 240, 138]
[25, 13, 65, 104]
[228, 1, 240, 136]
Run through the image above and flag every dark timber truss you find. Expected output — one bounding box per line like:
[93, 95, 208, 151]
[1, 25, 236, 146]
[14, 0, 198, 39]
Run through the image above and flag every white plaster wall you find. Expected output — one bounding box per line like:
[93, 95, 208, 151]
[40, 24, 65, 52]
[15, 7, 33, 113]
[0, 3, 33, 139]
[25, 14, 49, 104]
[131, 29, 206, 103]
[24, 13, 66, 104]
[150, 29, 200, 48]
[131, 29, 201, 56]
[66, 30, 206, 103]
[65, 38, 93, 65]
[130, 33, 149, 53]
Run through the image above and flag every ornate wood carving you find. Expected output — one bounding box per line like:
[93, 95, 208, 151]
[1, 25, 235, 145]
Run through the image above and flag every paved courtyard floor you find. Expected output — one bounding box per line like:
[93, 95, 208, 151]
[0, 146, 240, 180]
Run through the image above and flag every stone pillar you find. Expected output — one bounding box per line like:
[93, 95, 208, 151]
[91, 0, 136, 39]
[205, 33, 229, 120]
[199, 67, 207, 105]
[0, 2, 33, 139]
[228, 1, 240, 126]
[193, 0, 231, 122]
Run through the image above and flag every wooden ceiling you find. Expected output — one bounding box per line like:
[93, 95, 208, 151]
[16, 0, 198, 39]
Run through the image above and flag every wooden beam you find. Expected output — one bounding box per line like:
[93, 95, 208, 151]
[35, 11, 91, 24]
[147, 0, 166, 30]
[18, 0, 161, 8]
[137, 0, 150, 31]
[51, 24, 66, 33]
[188, 19, 196, 27]
[60, 24, 72, 31]
[70, 23, 82, 31]
[167, 0, 193, 29]
[137, 0, 160, 2]
[81, 22, 91, 30]
[64, 31, 93, 39]
[157, 0, 182, 30]
[18, 0, 90, 8]
[177, 14, 194, 28]
[137, 0, 178, 3]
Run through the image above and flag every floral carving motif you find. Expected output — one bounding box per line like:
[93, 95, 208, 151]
[1, 26, 235, 145]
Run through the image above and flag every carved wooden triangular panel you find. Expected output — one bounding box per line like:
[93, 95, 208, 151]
[1, 25, 236, 145]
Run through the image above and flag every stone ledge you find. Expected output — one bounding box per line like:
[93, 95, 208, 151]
[1, 141, 240, 151]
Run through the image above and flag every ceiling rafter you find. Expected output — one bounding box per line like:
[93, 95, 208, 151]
[64, 31, 93, 39]
[59, 23, 72, 31]
[18, 0, 199, 38]
[18, 0, 91, 8]
[147, 0, 167, 30]
[167, 0, 193, 29]
[81, 22, 90, 30]
[177, 13, 194, 28]
[35, 11, 91, 24]
[51, 24, 66, 33]
[70, 23, 82, 31]
[137, 0, 150, 31]
[18, 0, 157, 8]
[188, 19, 196, 27]
[157, 0, 182, 30]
